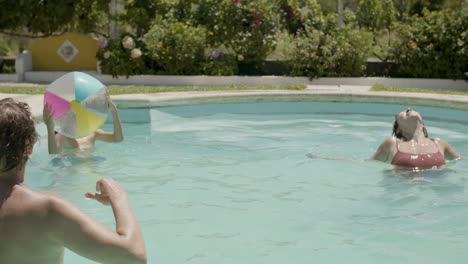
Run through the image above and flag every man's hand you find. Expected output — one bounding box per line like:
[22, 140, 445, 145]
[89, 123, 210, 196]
[85, 178, 128, 206]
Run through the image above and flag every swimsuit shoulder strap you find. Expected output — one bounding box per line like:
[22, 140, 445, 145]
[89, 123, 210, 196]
[430, 138, 444, 153]
[394, 137, 401, 152]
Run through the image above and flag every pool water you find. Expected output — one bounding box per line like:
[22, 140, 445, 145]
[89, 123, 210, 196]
[28, 102, 468, 264]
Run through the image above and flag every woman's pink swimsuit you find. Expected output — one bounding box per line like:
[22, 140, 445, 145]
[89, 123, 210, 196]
[391, 139, 446, 169]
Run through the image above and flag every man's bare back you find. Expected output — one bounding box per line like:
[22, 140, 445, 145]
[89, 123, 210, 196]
[0, 184, 65, 264]
[0, 177, 147, 264]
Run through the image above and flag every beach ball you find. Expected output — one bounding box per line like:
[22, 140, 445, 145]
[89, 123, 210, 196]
[44, 72, 109, 138]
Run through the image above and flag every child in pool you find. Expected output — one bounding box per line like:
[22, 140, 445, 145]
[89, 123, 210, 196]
[43, 91, 124, 154]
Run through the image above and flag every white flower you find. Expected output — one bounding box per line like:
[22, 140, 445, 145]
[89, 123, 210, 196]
[131, 48, 142, 59]
[103, 51, 111, 59]
[122, 36, 135, 49]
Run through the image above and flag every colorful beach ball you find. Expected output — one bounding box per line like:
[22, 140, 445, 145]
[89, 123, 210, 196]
[44, 72, 108, 138]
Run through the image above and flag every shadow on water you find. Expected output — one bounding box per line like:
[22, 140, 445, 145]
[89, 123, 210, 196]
[379, 167, 465, 199]
[50, 154, 106, 169]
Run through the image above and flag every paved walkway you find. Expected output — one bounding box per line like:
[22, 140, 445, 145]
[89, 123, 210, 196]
[306, 85, 372, 91]
[0, 82, 44, 87]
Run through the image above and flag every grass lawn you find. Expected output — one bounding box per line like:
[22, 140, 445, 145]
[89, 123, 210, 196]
[2, 83, 466, 96]
[0, 84, 306, 95]
[370, 84, 468, 96]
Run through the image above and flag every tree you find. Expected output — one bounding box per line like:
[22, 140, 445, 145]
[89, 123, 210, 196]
[0, 0, 110, 37]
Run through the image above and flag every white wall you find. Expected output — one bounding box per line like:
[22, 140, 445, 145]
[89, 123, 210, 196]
[15, 51, 32, 82]
[0, 74, 17, 82]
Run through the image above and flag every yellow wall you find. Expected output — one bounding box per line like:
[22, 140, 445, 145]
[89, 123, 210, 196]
[26, 33, 98, 71]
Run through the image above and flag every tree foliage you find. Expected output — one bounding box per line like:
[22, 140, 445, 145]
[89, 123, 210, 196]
[275, 0, 323, 34]
[393, 0, 466, 18]
[356, 0, 396, 31]
[119, 0, 172, 38]
[0, 0, 110, 37]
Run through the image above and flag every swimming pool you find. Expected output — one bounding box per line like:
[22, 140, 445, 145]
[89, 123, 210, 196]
[29, 102, 468, 264]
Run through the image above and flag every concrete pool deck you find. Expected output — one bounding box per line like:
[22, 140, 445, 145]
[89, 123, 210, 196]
[2, 84, 468, 122]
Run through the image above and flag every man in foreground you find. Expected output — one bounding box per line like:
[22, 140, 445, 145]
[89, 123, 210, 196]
[0, 98, 146, 264]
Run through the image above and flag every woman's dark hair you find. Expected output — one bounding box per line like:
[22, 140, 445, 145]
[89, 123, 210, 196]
[392, 118, 428, 140]
[0, 98, 39, 172]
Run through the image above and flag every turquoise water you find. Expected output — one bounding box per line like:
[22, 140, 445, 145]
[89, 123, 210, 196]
[28, 102, 468, 264]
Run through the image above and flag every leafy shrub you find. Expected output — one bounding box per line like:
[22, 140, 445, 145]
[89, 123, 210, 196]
[0, 41, 11, 57]
[0, 36, 19, 57]
[202, 51, 238, 76]
[287, 16, 373, 78]
[96, 34, 148, 78]
[391, 9, 468, 79]
[143, 19, 207, 74]
[0, 61, 15, 73]
[196, 0, 277, 67]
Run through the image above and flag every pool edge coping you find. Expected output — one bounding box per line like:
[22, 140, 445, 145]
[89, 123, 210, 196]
[2, 88, 468, 121]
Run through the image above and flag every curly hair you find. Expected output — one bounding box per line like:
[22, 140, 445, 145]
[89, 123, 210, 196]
[0, 98, 39, 172]
[392, 118, 428, 140]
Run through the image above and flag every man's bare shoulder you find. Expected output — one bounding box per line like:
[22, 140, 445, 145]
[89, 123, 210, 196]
[34, 189, 75, 212]
[7, 185, 67, 216]
[13, 184, 61, 199]
[5, 186, 42, 214]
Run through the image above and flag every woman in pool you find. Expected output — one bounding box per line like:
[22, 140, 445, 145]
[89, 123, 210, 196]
[371, 108, 462, 169]
[43, 91, 124, 154]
